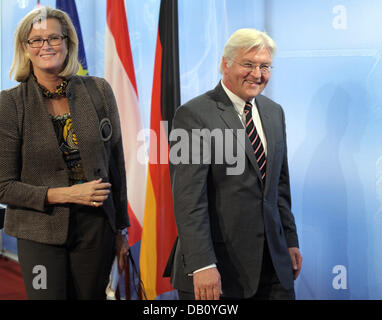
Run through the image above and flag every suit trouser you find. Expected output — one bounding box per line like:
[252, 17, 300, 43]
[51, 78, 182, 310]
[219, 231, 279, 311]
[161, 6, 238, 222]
[17, 205, 115, 300]
[178, 241, 295, 300]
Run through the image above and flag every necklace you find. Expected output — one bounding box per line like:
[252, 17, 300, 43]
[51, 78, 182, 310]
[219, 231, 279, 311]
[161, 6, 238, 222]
[34, 75, 68, 99]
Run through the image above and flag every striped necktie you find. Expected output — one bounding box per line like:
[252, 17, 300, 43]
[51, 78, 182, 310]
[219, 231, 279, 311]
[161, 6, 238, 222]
[244, 101, 266, 182]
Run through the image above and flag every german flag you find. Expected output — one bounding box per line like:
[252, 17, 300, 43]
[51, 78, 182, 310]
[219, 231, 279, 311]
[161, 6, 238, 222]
[140, 0, 179, 300]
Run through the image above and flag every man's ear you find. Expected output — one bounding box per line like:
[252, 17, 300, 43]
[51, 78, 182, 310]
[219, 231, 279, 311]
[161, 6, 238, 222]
[221, 57, 229, 74]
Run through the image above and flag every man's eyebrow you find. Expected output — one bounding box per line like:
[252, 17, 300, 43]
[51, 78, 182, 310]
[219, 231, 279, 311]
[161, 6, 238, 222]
[241, 59, 272, 65]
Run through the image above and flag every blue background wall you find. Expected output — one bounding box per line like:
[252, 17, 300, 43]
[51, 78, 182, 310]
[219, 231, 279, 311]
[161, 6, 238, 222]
[1, 0, 381, 299]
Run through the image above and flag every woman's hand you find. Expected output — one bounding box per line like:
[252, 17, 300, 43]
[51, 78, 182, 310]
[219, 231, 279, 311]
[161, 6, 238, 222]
[69, 178, 111, 207]
[46, 178, 111, 206]
[115, 232, 129, 273]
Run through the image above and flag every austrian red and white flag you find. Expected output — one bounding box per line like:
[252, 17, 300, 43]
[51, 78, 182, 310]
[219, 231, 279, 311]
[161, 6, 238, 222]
[104, 0, 147, 247]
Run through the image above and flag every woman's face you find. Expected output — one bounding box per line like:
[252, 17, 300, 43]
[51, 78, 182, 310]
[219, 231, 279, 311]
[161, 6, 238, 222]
[25, 18, 68, 78]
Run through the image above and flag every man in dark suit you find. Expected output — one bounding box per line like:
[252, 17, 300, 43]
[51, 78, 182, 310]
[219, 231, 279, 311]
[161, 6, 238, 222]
[166, 28, 302, 300]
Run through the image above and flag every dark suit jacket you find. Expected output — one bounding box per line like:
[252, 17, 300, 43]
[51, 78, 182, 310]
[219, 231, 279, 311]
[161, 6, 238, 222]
[166, 82, 299, 298]
[0, 75, 128, 245]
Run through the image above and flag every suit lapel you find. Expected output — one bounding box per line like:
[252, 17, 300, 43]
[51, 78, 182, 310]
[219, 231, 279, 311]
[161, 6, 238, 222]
[67, 76, 107, 181]
[25, 77, 67, 169]
[213, 83, 263, 183]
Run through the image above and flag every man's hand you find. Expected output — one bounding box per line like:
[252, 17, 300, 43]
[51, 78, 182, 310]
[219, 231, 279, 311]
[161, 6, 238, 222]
[289, 247, 302, 280]
[193, 267, 221, 300]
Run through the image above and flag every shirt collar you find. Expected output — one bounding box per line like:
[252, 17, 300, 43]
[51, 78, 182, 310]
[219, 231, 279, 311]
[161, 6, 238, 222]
[220, 80, 255, 116]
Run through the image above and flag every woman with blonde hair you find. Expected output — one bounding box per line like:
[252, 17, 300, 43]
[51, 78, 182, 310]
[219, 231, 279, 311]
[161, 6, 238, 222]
[0, 7, 129, 299]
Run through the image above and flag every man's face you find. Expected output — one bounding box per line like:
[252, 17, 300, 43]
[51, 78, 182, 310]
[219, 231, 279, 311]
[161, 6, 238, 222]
[222, 47, 272, 101]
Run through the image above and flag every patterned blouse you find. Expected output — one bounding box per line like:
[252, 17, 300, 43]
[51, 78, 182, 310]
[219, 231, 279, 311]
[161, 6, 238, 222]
[50, 113, 86, 185]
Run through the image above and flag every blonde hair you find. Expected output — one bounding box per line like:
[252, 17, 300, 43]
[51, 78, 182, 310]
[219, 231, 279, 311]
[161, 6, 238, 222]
[219, 28, 277, 74]
[10, 6, 79, 82]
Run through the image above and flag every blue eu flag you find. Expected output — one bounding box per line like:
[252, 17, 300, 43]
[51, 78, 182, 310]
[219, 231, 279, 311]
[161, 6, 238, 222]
[56, 0, 88, 75]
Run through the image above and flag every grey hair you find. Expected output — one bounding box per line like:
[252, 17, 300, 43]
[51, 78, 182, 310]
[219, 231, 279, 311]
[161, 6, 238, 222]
[10, 6, 79, 82]
[219, 28, 277, 74]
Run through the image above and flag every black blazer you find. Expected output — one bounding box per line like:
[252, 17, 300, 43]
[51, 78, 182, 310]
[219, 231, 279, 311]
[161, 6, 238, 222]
[0, 75, 128, 245]
[166, 82, 299, 298]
